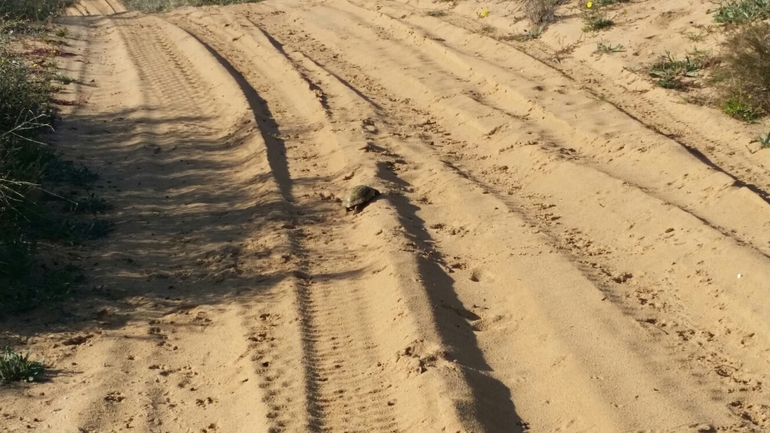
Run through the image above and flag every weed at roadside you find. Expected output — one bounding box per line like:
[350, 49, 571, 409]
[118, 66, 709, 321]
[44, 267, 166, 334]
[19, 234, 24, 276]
[593, 0, 629, 5]
[1, 8, 109, 312]
[755, 132, 770, 148]
[582, 2, 615, 32]
[121, 0, 264, 12]
[594, 41, 624, 56]
[0, 347, 44, 384]
[426, 9, 447, 17]
[480, 24, 496, 35]
[712, 0, 770, 25]
[648, 50, 713, 90]
[498, 27, 542, 42]
[683, 29, 709, 42]
[721, 91, 763, 121]
[0, 0, 74, 21]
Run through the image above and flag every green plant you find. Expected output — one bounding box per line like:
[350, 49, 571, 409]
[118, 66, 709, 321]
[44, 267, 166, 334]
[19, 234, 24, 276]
[0, 0, 72, 21]
[648, 51, 712, 89]
[712, 0, 770, 25]
[582, 4, 615, 32]
[54, 73, 76, 85]
[721, 91, 763, 121]
[755, 132, 770, 148]
[0, 13, 107, 312]
[55, 27, 68, 38]
[594, 41, 624, 56]
[0, 347, 44, 384]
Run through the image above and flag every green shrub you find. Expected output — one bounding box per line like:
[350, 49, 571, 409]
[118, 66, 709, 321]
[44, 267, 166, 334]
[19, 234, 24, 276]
[0, 0, 73, 22]
[0, 14, 108, 312]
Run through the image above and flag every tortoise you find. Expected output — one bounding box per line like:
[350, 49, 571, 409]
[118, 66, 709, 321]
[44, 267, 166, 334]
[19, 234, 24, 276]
[342, 185, 380, 213]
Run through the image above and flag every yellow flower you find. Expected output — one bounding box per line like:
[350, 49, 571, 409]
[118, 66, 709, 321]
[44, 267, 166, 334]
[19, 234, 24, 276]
[587, 1, 593, 8]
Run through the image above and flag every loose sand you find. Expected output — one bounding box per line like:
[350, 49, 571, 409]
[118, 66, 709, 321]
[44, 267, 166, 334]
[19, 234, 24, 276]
[3, 0, 770, 431]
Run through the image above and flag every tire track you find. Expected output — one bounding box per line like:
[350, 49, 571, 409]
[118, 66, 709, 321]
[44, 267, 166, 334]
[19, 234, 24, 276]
[335, 0, 770, 258]
[323, 1, 770, 388]
[165, 9, 487, 432]
[281, 0, 770, 364]
[232, 3, 770, 430]
[28, 1, 770, 432]
[47, 9, 299, 433]
[409, 0, 770, 221]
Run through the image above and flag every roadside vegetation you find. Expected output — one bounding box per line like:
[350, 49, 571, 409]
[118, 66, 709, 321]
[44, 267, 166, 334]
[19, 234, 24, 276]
[647, 49, 714, 90]
[631, 0, 770, 131]
[582, 1, 615, 32]
[121, 0, 263, 13]
[0, 347, 45, 384]
[1, 1, 110, 315]
[523, 0, 563, 27]
[715, 20, 770, 123]
[712, 0, 770, 25]
[711, 0, 770, 148]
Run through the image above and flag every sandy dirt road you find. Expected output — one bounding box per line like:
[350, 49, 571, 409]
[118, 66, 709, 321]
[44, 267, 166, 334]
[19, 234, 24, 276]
[4, 0, 770, 432]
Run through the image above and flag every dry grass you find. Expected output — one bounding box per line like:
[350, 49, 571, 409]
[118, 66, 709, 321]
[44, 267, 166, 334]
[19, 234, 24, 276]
[121, 0, 262, 12]
[716, 21, 770, 121]
[523, 0, 565, 26]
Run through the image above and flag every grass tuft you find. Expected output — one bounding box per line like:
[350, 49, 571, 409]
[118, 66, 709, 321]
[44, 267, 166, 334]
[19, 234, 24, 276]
[0, 347, 45, 384]
[720, 91, 764, 121]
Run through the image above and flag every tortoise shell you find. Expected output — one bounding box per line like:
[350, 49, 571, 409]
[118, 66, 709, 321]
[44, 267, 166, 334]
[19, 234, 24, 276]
[342, 185, 380, 212]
